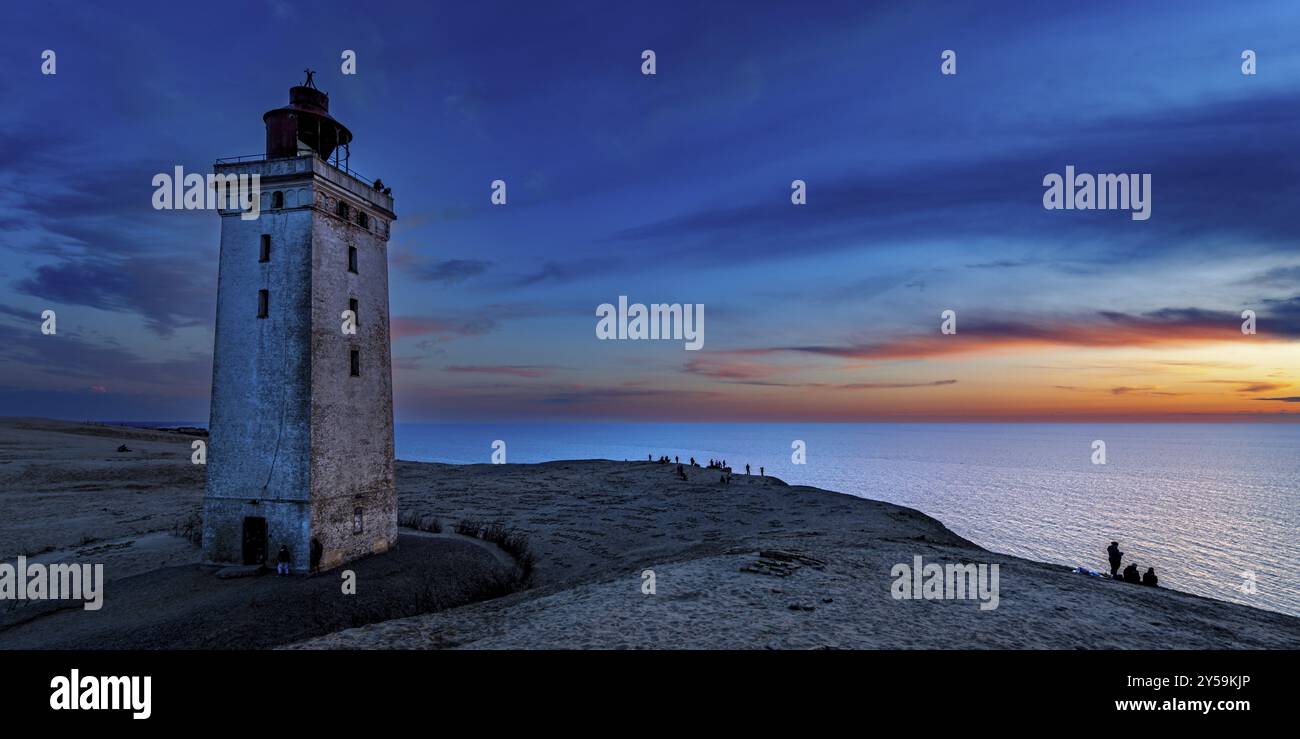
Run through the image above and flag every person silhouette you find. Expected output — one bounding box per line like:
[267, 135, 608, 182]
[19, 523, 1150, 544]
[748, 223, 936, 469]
[276, 545, 292, 576]
[1142, 567, 1158, 587]
[1122, 563, 1141, 584]
[1106, 541, 1123, 578]
[745, 464, 751, 475]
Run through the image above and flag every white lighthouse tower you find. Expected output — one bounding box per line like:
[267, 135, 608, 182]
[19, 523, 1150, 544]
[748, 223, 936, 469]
[203, 72, 397, 573]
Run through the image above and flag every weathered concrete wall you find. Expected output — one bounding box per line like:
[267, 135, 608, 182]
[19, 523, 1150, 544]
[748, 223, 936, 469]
[202, 498, 310, 570]
[204, 160, 315, 565]
[309, 179, 397, 570]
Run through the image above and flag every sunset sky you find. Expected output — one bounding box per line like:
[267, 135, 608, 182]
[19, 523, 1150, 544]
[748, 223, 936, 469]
[1, 1, 1297, 422]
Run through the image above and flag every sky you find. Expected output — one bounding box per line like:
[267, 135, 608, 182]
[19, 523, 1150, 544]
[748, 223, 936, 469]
[0, 0, 1297, 422]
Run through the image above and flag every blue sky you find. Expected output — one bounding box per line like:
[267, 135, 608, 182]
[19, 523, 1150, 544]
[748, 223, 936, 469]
[1, 1, 1297, 421]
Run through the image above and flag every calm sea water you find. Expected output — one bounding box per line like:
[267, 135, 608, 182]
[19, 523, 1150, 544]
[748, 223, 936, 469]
[395, 422, 1300, 617]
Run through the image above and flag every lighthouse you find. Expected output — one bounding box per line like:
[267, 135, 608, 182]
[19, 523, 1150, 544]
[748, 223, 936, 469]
[202, 72, 397, 573]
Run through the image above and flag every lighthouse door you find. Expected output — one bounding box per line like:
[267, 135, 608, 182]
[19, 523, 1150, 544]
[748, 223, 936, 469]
[242, 516, 267, 565]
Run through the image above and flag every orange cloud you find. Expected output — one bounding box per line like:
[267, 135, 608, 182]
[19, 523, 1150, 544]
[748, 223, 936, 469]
[740, 307, 1290, 363]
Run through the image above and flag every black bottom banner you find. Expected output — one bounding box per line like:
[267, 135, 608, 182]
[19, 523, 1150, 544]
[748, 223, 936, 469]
[0, 648, 1286, 727]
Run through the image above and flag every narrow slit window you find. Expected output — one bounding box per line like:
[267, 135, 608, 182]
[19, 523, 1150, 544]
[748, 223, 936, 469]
[271, 191, 284, 209]
[257, 289, 269, 319]
[357, 211, 369, 229]
[350, 349, 360, 377]
[348, 246, 358, 273]
[259, 234, 270, 263]
[336, 201, 349, 219]
[349, 297, 359, 326]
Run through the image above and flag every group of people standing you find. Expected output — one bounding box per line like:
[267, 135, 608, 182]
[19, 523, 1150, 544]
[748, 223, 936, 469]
[1107, 541, 1158, 587]
[650, 453, 763, 484]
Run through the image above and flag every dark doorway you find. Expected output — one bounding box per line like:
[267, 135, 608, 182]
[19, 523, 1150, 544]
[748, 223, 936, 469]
[242, 516, 267, 565]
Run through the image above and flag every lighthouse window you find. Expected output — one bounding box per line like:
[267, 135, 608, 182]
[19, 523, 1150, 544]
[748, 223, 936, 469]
[271, 191, 284, 209]
[259, 234, 271, 262]
[336, 201, 350, 219]
[350, 349, 360, 377]
[356, 211, 369, 229]
[349, 297, 358, 326]
[257, 289, 269, 319]
[348, 246, 358, 273]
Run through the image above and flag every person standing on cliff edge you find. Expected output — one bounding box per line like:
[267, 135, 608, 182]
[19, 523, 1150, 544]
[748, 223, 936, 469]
[1107, 541, 1123, 578]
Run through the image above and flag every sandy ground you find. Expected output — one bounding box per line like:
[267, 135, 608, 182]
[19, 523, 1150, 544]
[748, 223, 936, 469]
[2, 418, 1297, 649]
[0, 417, 205, 561]
[0, 419, 518, 649]
[293, 460, 1300, 649]
[0, 535, 514, 649]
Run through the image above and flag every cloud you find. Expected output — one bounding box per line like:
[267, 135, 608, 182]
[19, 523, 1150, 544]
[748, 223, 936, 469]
[606, 90, 1300, 268]
[0, 133, 219, 339]
[1255, 295, 1300, 337]
[409, 258, 492, 285]
[684, 357, 787, 381]
[837, 380, 957, 390]
[392, 302, 547, 346]
[967, 259, 1034, 270]
[536, 386, 719, 405]
[511, 258, 620, 287]
[444, 365, 556, 378]
[1240, 384, 1289, 393]
[15, 255, 214, 338]
[0, 303, 38, 322]
[1243, 265, 1300, 289]
[738, 300, 1299, 363]
[1199, 380, 1291, 394]
[1255, 396, 1300, 403]
[682, 358, 956, 389]
[391, 315, 497, 340]
[1110, 386, 1183, 397]
[0, 322, 210, 396]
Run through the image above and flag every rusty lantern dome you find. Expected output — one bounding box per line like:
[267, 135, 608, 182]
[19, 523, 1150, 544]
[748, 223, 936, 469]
[263, 70, 352, 161]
